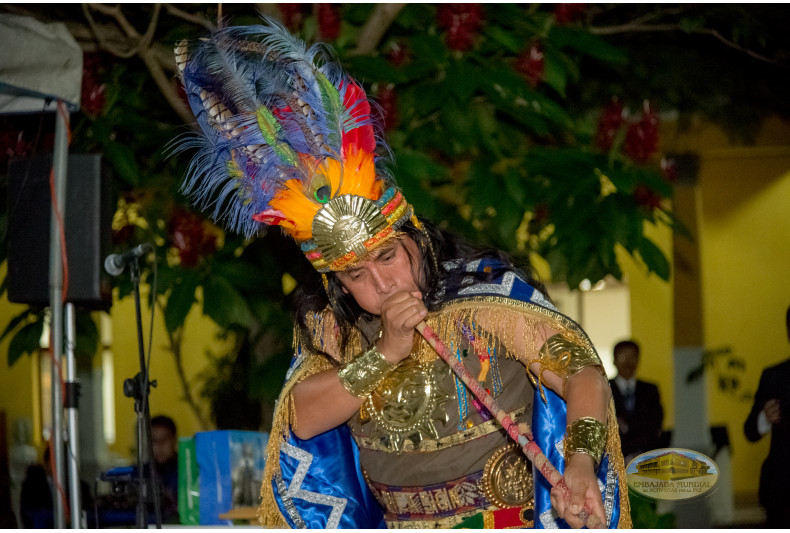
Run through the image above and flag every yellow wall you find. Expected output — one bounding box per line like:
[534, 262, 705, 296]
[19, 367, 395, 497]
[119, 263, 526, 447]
[0, 269, 40, 447]
[616, 221, 675, 431]
[664, 117, 790, 500]
[1, 267, 227, 464]
[106, 287, 230, 459]
[699, 150, 790, 499]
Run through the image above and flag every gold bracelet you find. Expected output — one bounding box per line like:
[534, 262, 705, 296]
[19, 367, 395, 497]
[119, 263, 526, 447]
[564, 417, 607, 469]
[337, 344, 397, 398]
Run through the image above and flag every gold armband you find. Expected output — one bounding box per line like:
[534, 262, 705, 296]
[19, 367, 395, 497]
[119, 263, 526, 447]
[337, 344, 397, 398]
[564, 417, 607, 469]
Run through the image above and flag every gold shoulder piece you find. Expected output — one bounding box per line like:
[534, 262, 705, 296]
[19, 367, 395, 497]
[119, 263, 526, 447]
[533, 334, 602, 402]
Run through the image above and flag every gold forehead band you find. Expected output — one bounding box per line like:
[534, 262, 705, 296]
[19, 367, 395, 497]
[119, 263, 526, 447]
[312, 195, 389, 264]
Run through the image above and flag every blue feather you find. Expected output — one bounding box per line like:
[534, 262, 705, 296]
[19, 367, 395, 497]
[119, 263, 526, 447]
[172, 16, 393, 239]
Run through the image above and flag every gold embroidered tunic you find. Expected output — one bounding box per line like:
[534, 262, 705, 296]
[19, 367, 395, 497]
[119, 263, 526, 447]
[259, 295, 631, 529]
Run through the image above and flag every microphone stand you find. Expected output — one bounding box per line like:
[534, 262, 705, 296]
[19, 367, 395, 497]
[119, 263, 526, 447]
[122, 256, 163, 529]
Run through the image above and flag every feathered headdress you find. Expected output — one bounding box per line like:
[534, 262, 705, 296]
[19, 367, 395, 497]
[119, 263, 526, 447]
[173, 18, 416, 272]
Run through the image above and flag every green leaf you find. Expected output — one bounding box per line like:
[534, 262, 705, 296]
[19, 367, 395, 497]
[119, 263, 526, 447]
[249, 354, 291, 403]
[164, 272, 199, 333]
[637, 237, 671, 280]
[494, 199, 523, 249]
[446, 61, 479, 101]
[402, 78, 449, 117]
[344, 55, 406, 84]
[203, 275, 254, 329]
[409, 33, 448, 66]
[503, 168, 527, 206]
[392, 148, 450, 188]
[542, 49, 568, 97]
[483, 26, 524, 54]
[468, 163, 502, 218]
[549, 27, 628, 65]
[212, 261, 266, 292]
[103, 143, 140, 187]
[8, 321, 44, 367]
[75, 311, 100, 359]
[439, 100, 477, 152]
[1, 308, 33, 343]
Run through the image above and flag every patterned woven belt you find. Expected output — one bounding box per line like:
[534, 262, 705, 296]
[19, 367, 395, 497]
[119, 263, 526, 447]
[367, 441, 535, 528]
[368, 470, 493, 525]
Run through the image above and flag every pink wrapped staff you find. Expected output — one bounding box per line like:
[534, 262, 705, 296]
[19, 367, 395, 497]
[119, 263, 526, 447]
[415, 321, 604, 529]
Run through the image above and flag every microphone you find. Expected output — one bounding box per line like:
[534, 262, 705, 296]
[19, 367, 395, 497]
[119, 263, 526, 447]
[104, 243, 154, 276]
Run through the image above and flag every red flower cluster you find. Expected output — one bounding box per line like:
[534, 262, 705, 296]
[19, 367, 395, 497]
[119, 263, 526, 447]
[387, 41, 411, 68]
[81, 52, 106, 117]
[553, 3, 587, 25]
[623, 101, 659, 163]
[437, 3, 485, 51]
[515, 43, 545, 87]
[278, 3, 308, 31]
[633, 184, 662, 211]
[377, 84, 399, 131]
[169, 209, 217, 268]
[594, 100, 625, 151]
[318, 4, 341, 41]
[595, 100, 660, 163]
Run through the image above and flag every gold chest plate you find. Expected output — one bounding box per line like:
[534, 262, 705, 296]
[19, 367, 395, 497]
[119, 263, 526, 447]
[359, 358, 454, 453]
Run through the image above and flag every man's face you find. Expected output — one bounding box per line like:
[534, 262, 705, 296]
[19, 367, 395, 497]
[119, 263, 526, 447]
[151, 426, 176, 465]
[614, 347, 639, 380]
[336, 236, 422, 316]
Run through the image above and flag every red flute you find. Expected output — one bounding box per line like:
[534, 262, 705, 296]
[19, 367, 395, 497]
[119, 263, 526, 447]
[415, 321, 604, 529]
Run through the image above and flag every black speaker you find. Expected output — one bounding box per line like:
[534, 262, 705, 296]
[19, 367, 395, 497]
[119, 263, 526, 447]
[7, 153, 112, 309]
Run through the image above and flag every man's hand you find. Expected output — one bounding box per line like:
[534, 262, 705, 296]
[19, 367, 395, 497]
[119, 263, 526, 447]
[377, 291, 427, 364]
[764, 398, 782, 424]
[550, 454, 606, 528]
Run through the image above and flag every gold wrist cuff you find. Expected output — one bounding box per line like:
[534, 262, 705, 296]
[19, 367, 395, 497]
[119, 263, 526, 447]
[564, 417, 607, 469]
[338, 344, 397, 398]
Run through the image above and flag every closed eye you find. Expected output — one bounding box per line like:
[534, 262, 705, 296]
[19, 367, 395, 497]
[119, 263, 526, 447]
[347, 269, 364, 281]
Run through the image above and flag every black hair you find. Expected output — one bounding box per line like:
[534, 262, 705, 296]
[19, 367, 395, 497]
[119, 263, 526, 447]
[151, 415, 177, 436]
[613, 339, 640, 358]
[292, 218, 549, 357]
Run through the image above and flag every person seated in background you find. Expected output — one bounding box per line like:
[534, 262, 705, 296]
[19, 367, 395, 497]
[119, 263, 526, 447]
[19, 444, 93, 528]
[150, 415, 179, 523]
[609, 340, 664, 463]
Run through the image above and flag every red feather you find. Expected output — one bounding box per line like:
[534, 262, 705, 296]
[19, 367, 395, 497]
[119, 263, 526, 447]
[341, 81, 375, 154]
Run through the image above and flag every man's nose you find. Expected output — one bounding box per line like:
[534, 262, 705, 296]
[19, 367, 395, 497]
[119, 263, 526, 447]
[370, 267, 395, 293]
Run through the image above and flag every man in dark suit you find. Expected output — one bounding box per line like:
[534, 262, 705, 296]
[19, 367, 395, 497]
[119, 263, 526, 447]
[609, 339, 664, 464]
[744, 305, 790, 528]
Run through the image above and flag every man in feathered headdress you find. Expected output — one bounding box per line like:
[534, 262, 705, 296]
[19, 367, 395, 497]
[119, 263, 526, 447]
[174, 18, 630, 529]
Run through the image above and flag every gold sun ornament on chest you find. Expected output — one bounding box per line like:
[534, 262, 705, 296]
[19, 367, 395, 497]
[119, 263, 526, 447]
[359, 358, 455, 453]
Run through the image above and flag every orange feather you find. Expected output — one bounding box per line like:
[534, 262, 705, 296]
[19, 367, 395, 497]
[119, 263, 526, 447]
[270, 146, 382, 241]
